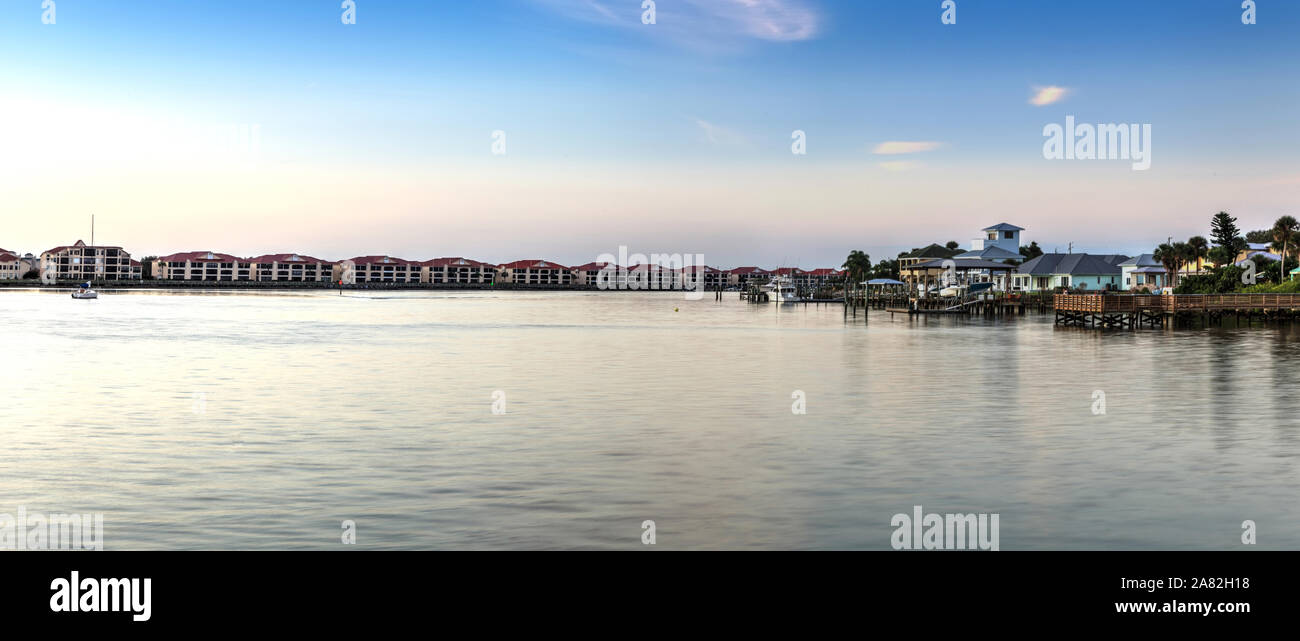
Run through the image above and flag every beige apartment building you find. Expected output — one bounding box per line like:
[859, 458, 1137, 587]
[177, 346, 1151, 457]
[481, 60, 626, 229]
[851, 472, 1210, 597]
[624, 263, 680, 290]
[425, 257, 496, 285]
[154, 251, 253, 281]
[41, 240, 142, 281]
[341, 256, 423, 284]
[570, 262, 614, 287]
[679, 265, 729, 290]
[0, 250, 23, 280]
[728, 266, 771, 287]
[498, 260, 573, 286]
[249, 253, 334, 282]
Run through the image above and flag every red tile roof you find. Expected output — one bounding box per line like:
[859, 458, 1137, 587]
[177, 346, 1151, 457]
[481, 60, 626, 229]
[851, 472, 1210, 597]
[680, 265, 725, 273]
[248, 253, 333, 265]
[626, 263, 681, 273]
[0, 252, 19, 263]
[424, 257, 495, 269]
[43, 240, 124, 255]
[806, 268, 841, 276]
[347, 256, 420, 266]
[159, 251, 246, 263]
[42, 240, 84, 255]
[500, 259, 568, 270]
[730, 266, 770, 275]
[773, 267, 807, 276]
[570, 261, 614, 271]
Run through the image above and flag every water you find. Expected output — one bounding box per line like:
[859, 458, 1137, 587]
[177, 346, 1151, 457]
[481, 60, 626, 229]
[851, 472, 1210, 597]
[1, 289, 1297, 550]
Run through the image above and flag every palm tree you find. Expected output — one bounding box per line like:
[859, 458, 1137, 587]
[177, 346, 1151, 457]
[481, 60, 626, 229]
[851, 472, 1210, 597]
[1187, 236, 1209, 274]
[1270, 215, 1299, 279]
[1153, 243, 1178, 289]
[1172, 241, 1193, 282]
[842, 250, 872, 299]
[842, 250, 872, 282]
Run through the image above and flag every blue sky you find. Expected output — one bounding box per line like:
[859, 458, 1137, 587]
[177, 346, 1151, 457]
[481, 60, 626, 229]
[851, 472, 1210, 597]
[0, 0, 1296, 266]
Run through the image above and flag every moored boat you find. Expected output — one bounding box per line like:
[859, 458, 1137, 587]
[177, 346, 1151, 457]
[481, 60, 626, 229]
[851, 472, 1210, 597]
[71, 282, 98, 300]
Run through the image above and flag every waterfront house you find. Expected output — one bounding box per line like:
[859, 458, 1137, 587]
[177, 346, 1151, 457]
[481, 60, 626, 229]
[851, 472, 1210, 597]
[41, 240, 141, 282]
[1235, 242, 1281, 269]
[728, 266, 771, 287]
[154, 251, 251, 281]
[898, 243, 963, 270]
[1117, 254, 1168, 291]
[498, 260, 573, 286]
[343, 256, 423, 283]
[425, 257, 496, 285]
[1235, 243, 1273, 263]
[248, 253, 334, 282]
[954, 223, 1025, 263]
[900, 258, 1016, 293]
[1011, 253, 1129, 291]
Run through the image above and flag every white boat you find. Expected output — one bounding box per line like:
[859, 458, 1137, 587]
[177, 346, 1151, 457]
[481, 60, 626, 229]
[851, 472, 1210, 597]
[763, 276, 802, 303]
[71, 282, 98, 300]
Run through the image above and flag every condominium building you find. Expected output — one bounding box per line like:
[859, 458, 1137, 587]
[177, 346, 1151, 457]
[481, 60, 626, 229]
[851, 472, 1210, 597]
[343, 256, 423, 283]
[41, 240, 141, 281]
[622, 263, 680, 290]
[425, 257, 496, 285]
[571, 262, 615, 288]
[498, 260, 573, 286]
[728, 266, 772, 287]
[678, 265, 729, 290]
[0, 250, 22, 280]
[802, 268, 844, 289]
[249, 253, 334, 282]
[773, 267, 810, 288]
[154, 251, 253, 281]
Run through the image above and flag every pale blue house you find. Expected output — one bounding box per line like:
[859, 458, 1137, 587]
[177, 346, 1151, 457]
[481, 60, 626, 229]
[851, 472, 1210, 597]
[1010, 253, 1129, 292]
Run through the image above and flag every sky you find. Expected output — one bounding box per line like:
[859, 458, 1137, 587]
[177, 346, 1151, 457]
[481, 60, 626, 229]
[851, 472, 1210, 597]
[0, 0, 1296, 268]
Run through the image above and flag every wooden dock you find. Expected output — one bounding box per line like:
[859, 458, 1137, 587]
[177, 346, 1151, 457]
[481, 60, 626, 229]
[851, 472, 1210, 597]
[1055, 293, 1300, 328]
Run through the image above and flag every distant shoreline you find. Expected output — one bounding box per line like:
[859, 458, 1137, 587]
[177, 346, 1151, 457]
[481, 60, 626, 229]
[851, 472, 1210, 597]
[0, 281, 723, 293]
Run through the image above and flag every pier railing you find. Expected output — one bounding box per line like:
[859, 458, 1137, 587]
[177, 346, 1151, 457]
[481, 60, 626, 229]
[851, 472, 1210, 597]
[1055, 293, 1300, 313]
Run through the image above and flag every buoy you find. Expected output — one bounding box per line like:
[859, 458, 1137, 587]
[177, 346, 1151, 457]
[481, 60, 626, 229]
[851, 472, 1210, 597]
[674, 307, 679, 312]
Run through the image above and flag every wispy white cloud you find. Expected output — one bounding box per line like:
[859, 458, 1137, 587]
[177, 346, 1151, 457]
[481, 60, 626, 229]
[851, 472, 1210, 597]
[1029, 86, 1070, 106]
[529, 0, 820, 52]
[694, 118, 746, 145]
[872, 141, 943, 155]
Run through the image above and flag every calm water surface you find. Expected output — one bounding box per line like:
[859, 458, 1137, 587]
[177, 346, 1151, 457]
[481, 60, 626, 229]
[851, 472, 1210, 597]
[1, 289, 1297, 549]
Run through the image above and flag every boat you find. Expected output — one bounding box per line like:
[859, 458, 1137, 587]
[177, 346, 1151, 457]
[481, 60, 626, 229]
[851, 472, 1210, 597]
[71, 282, 98, 300]
[763, 276, 802, 303]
